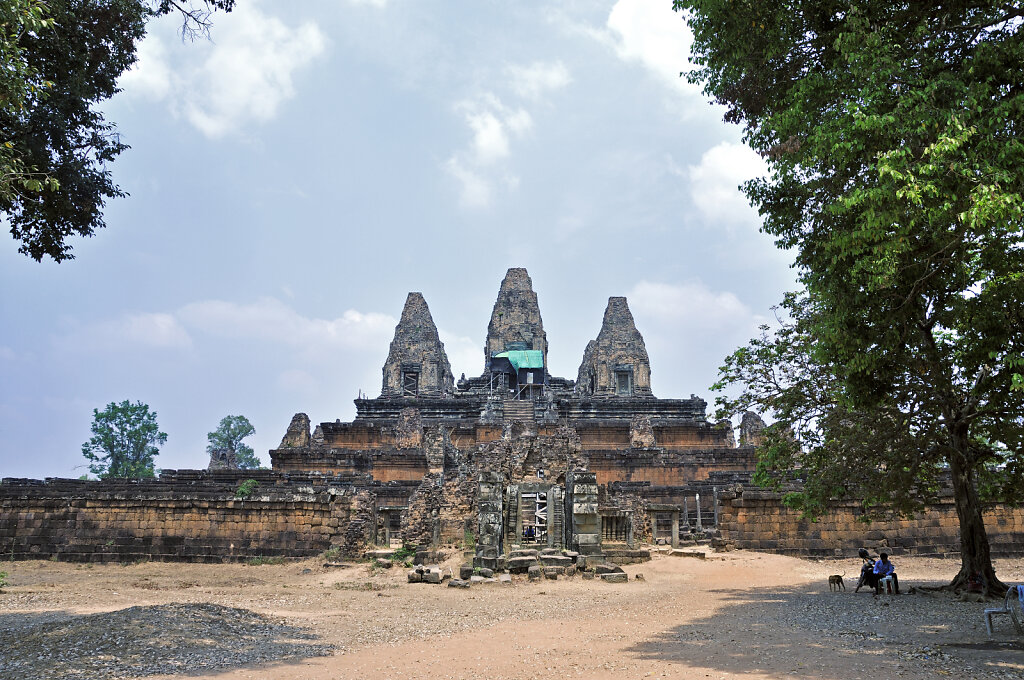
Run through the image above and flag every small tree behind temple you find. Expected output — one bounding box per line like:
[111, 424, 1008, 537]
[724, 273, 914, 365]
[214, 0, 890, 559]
[82, 400, 167, 479]
[207, 415, 259, 470]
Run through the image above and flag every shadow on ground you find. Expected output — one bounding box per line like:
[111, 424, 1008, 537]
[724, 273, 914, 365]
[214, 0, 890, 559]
[626, 581, 1024, 680]
[0, 602, 332, 679]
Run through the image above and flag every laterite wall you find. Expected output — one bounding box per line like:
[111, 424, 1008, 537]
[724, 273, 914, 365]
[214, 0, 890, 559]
[715, 487, 1024, 557]
[0, 472, 373, 562]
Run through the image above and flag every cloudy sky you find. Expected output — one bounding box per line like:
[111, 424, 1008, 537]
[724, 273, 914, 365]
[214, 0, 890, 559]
[0, 0, 794, 478]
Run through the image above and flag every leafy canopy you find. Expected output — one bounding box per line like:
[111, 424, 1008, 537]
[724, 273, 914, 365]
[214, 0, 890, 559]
[678, 0, 1024, 590]
[1, 0, 234, 262]
[82, 399, 168, 479]
[207, 414, 259, 469]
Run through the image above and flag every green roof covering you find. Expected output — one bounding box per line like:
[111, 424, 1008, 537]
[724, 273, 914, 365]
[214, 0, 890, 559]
[493, 350, 544, 371]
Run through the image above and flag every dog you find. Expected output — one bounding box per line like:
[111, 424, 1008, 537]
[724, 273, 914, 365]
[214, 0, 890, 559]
[828, 573, 846, 591]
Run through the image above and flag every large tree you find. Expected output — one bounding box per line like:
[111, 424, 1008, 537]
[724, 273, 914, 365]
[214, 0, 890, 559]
[676, 0, 1024, 594]
[1, 0, 234, 262]
[82, 399, 168, 478]
[207, 414, 260, 469]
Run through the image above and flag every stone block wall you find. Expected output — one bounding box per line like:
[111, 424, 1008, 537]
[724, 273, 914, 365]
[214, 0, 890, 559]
[715, 487, 1024, 557]
[0, 474, 372, 562]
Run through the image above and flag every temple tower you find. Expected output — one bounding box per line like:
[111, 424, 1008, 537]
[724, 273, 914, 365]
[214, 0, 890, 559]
[575, 296, 653, 397]
[381, 292, 454, 398]
[484, 268, 548, 374]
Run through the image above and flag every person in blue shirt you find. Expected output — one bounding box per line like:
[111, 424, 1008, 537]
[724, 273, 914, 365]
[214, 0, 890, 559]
[854, 547, 879, 593]
[873, 552, 900, 594]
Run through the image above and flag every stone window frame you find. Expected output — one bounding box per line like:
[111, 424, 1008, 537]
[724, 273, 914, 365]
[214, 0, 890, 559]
[614, 364, 634, 396]
[400, 362, 421, 397]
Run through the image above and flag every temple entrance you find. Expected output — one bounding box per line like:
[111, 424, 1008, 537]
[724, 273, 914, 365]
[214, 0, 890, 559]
[520, 491, 547, 544]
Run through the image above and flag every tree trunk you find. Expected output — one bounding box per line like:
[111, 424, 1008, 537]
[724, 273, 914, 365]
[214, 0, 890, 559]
[948, 438, 1007, 598]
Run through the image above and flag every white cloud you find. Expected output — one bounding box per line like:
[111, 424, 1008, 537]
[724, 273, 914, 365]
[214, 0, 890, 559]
[439, 330, 481, 381]
[178, 298, 394, 353]
[119, 35, 173, 100]
[445, 157, 492, 209]
[55, 313, 193, 353]
[628, 281, 754, 332]
[508, 61, 571, 100]
[687, 142, 767, 226]
[120, 5, 326, 138]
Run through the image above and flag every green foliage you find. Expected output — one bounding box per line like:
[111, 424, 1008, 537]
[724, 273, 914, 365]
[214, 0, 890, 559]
[245, 555, 285, 566]
[320, 546, 342, 562]
[208, 415, 260, 469]
[681, 0, 1024, 589]
[392, 544, 416, 563]
[81, 400, 167, 479]
[234, 478, 260, 498]
[1, 0, 234, 262]
[0, 570, 7, 590]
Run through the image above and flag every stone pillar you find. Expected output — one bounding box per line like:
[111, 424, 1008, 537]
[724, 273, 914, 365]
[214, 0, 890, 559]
[566, 471, 601, 557]
[696, 493, 703, 531]
[474, 472, 503, 570]
[713, 487, 719, 527]
[671, 511, 680, 548]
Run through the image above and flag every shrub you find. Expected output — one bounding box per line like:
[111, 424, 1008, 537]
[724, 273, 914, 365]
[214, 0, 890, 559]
[235, 479, 260, 499]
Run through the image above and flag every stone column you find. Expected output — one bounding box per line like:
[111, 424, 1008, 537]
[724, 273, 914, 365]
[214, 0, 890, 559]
[671, 511, 680, 548]
[474, 471, 503, 570]
[566, 471, 601, 557]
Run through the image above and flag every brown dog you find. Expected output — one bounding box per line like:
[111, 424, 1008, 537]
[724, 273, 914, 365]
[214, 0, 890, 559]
[828, 573, 846, 591]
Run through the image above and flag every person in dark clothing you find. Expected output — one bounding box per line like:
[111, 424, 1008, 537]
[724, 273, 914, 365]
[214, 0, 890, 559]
[854, 547, 879, 593]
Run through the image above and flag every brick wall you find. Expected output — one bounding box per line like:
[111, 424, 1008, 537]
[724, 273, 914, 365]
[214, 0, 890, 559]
[715, 487, 1024, 557]
[0, 473, 369, 562]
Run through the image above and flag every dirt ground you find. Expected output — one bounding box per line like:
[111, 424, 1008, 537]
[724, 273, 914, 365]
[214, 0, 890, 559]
[1, 550, 1022, 680]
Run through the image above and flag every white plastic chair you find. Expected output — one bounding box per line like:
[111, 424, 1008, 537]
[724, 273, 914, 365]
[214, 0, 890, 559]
[984, 586, 1024, 637]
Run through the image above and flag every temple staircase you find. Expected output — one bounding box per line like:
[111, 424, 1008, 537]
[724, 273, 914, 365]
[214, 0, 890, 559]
[503, 399, 535, 424]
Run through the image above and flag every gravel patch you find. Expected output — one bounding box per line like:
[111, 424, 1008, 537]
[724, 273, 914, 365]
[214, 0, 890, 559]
[0, 602, 332, 679]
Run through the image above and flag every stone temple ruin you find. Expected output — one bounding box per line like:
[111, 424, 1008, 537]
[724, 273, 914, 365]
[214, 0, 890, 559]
[7, 267, 1019, 565]
[270, 268, 760, 567]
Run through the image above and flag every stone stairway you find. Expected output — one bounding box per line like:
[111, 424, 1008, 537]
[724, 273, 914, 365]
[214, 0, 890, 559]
[503, 399, 535, 424]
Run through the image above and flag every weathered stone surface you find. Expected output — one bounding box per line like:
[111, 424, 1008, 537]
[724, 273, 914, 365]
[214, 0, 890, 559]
[484, 268, 547, 372]
[582, 571, 595, 580]
[477, 567, 494, 578]
[539, 555, 572, 567]
[407, 570, 422, 583]
[716, 419, 736, 448]
[575, 297, 653, 397]
[509, 549, 539, 559]
[498, 573, 512, 585]
[528, 565, 542, 581]
[594, 563, 625, 575]
[207, 447, 238, 471]
[381, 292, 454, 398]
[423, 567, 442, 584]
[740, 411, 766, 447]
[543, 567, 560, 580]
[279, 413, 311, 448]
[600, 572, 628, 583]
[507, 556, 538, 574]
[460, 564, 474, 580]
[393, 407, 423, 449]
[629, 415, 656, 448]
[448, 578, 471, 588]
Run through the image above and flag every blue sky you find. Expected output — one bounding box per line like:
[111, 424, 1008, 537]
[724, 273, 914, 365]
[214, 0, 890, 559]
[0, 0, 794, 477]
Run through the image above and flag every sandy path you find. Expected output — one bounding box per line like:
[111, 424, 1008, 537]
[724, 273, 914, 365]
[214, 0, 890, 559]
[2, 551, 1022, 680]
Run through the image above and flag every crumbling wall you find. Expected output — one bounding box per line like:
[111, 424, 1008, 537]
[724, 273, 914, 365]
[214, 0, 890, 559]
[0, 474, 367, 562]
[715, 486, 1024, 557]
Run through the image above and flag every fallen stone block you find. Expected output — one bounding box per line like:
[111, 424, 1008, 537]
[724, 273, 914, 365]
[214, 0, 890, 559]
[600, 572, 628, 583]
[498, 574, 512, 585]
[407, 570, 422, 583]
[448, 578, 470, 588]
[509, 549, 539, 559]
[528, 565, 542, 581]
[460, 564, 473, 580]
[564, 565, 576, 577]
[507, 556, 539, 574]
[543, 567, 560, 580]
[582, 571, 595, 580]
[478, 567, 494, 578]
[594, 563, 625, 575]
[539, 555, 572, 568]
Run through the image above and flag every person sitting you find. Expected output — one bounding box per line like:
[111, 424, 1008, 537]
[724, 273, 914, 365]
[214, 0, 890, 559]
[854, 547, 879, 593]
[873, 552, 900, 594]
